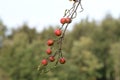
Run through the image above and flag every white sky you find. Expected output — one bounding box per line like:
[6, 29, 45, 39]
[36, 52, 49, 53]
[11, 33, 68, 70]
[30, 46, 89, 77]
[0, 0, 120, 32]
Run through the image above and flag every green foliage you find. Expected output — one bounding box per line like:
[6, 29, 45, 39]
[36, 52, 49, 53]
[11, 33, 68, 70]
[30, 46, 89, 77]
[109, 42, 120, 80]
[0, 14, 120, 80]
[70, 37, 103, 80]
[0, 20, 6, 36]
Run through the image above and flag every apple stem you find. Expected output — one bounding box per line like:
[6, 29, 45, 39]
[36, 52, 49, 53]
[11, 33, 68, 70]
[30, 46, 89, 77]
[57, 1, 83, 57]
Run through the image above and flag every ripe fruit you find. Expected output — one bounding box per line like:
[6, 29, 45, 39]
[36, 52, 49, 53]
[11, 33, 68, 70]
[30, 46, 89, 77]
[47, 39, 54, 46]
[59, 57, 66, 64]
[49, 56, 55, 62]
[54, 29, 62, 36]
[60, 18, 66, 24]
[65, 17, 71, 23]
[46, 48, 52, 55]
[41, 59, 48, 66]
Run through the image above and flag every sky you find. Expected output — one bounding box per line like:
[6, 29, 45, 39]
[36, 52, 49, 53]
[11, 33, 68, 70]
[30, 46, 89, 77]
[0, 0, 120, 32]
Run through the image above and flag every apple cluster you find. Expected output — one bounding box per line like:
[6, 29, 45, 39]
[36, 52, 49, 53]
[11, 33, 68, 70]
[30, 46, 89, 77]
[40, 15, 72, 66]
[38, 0, 83, 72]
[41, 27, 67, 66]
[60, 17, 72, 24]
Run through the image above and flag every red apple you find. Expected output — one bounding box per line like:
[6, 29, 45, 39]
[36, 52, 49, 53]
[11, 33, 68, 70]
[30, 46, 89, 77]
[47, 39, 54, 46]
[65, 17, 71, 23]
[46, 48, 52, 55]
[41, 59, 48, 66]
[54, 29, 62, 36]
[49, 56, 55, 62]
[60, 18, 66, 24]
[59, 57, 66, 64]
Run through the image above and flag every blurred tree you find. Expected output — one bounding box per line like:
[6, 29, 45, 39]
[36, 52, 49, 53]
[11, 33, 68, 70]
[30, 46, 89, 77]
[90, 14, 120, 80]
[0, 20, 6, 48]
[109, 42, 120, 80]
[39, 26, 57, 40]
[0, 30, 46, 80]
[0, 20, 6, 36]
[12, 23, 37, 44]
[0, 69, 11, 80]
[69, 36, 103, 80]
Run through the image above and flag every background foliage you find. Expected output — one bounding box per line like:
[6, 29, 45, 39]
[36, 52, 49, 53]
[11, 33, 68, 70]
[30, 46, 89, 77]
[0, 14, 120, 80]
